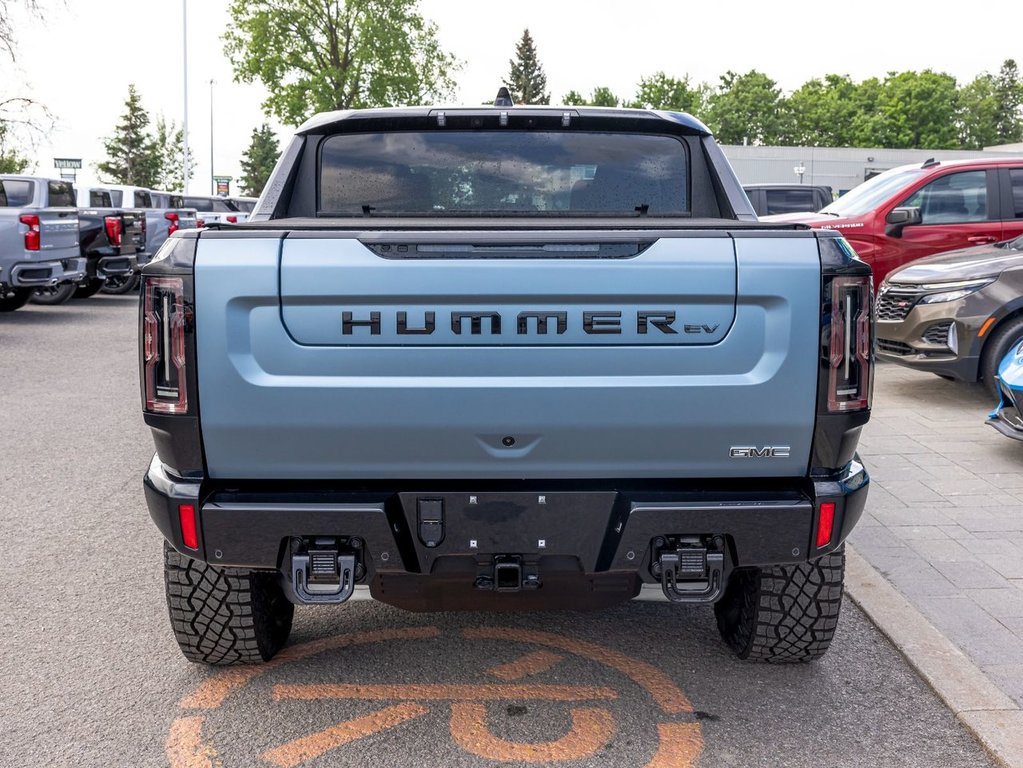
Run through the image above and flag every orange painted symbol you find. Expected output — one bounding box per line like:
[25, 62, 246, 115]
[167, 626, 703, 767]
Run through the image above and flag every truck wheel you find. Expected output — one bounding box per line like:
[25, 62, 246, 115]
[101, 274, 140, 295]
[163, 542, 294, 665]
[0, 288, 31, 312]
[980, 317, 1023, 398]
[714, 547, 845, 663]
[73, 279, 105, 299]
[30, 283, 76, 305]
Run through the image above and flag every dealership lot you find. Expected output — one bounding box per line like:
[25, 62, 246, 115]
[0, 297, 1002, 767]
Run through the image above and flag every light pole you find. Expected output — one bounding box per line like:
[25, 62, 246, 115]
[182, 0, 189, 194]
[210, 79, 215, 195]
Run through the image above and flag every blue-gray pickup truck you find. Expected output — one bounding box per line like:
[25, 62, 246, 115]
[141, 102, 874, 666]
[0, 175, 84, 312]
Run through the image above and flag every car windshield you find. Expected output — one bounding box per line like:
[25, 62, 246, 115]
[821, 167, 927, 218]
[318, 131, 690, 216]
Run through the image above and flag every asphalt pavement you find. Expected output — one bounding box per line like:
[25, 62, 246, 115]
[0, 296, 997, 768]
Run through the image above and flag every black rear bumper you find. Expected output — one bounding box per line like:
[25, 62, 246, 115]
[144, 456, 869, 611]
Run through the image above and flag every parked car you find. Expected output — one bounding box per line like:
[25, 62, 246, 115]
[142, 102, 872, 666]
[229, 196, 257, 217]
[743, 184, 832, 217]
[987, 338, 1023, 440]
[764, 158, 1023, 287]
[33, 185, 144, 303]
[877, 233, 1023, 396]
[182, 194, 244, 225]
[0, 175, 84, 312]
[104, 186, 198, 294]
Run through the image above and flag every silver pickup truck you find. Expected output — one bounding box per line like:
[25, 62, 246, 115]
[143, 101, 874, 667]
[0, 175, 84, 312]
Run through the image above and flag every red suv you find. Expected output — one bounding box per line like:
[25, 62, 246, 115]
[765, 157, 1023, 287]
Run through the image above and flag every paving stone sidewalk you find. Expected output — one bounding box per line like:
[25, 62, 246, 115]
[852, 361, 1023, 706]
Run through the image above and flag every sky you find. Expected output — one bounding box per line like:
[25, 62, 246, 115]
[2, 0, 1020, 194]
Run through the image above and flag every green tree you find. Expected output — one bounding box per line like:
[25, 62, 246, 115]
[153, 116, 192, 191]
[503, 28, 548, 105]
[224, 0, 459, 126]
[705, 70, 785, 145]
[239, 123, 280, 197]
[0, 120, 29, 173]
[562, 89, 588, 106]
[994, 59, 1023, 144]
[628, 72, 706, 114]
[560, 87, 620, 107]
[869, 70, 960, 149]
[98, 84, 161, 186]
[958, 74, 1000, 149]
[784, 74, 862, 146]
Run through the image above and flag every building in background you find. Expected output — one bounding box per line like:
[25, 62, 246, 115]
[721, 145, 1023, 196]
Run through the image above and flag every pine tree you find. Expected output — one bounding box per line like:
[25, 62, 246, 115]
[503, 29, 549, 105]
[98, 84, 161, 187]
[153, 116, 192, 191]
[994, 59, 1023, 144]
[238, 123, 280, 197]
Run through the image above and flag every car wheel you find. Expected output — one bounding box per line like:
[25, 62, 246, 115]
[101, 274, 140, 295]
[164, 542, 294, 665]
[30, 283, 77, 305]
[0, 288, 32, 312]
[980, 317, 1023, 399]
[714, 547, 845, 663]
[73, 278, 106, 299]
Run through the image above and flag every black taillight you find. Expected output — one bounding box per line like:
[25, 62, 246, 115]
[827, 276, 873, 412]
[143, 276, 189, 414]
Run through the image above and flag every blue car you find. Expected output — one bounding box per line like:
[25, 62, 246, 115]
[988, 340, 1023, 439]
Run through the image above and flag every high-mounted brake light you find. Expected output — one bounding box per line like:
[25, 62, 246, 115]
[19, 214, 40, 251]
[104, 216, 122, 246]
[828, 276, 872, 412]
[143, 276, 189, 414]
[164, 211, 180, 235]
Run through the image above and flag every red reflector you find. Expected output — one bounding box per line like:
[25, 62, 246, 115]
[226, 215, 238, 223]
[179, 504, 199, 550]
[816, 502, 836, 548]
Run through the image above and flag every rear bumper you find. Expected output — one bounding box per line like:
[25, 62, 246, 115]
[7, 257, 87, 287]
[145, 455, 869, 610]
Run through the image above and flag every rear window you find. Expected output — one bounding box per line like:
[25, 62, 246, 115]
[47, 181, 75, 207]
[109, 190, 123, 207]
[318, 131, 690, 216]
[233, 199, 255, 212]
[185, 196, 238, 212]
[0, 180, 33, 207]
[90, 190, 112, 207]
[134, 190, 153, 208]
[764, 188, 818, 215]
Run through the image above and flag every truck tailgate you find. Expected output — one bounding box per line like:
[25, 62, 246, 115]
[195, 230, 821, 480]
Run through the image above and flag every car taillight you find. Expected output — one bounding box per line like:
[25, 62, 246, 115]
[104, 216, 122, 246]
[828, 276, 873, 412]
[196, 218, 205, 229]
[143, 277, 189, 414]
[19, 214, 40, 251]
[226, 215, 238, 224]
[165, 211, 180, 235]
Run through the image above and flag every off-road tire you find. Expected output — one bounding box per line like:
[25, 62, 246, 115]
[73, 278, 105, 299]
[30, 282, 76, 305]
[714, 547, 845, 663]
[0, 288, 31, 312]
[980, 316, 1023, 398]
[163, 542, 294, 665]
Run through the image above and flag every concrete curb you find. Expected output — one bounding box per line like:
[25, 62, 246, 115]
[845, 545, 1023, 768]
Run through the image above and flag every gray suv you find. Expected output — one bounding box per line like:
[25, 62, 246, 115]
[876, 234, 1023, 395]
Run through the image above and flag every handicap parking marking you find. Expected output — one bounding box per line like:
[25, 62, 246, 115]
[167, 625, 704, 768]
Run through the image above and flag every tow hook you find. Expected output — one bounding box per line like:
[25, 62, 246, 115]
[651, 536, 726, 604]
[289, 536, 363, 604]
